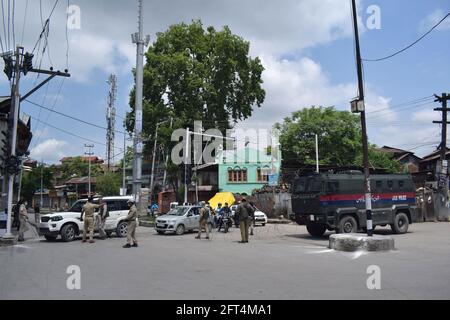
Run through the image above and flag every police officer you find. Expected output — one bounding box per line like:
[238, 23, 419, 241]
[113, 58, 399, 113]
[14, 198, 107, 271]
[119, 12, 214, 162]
[18, 200, 29, 242]
[195, 202, 211, 240]
[97, 197, 108, 240]
[123, 199, 138, 248]
[235, 198, 250, 243]
[81, 197, 101, 243]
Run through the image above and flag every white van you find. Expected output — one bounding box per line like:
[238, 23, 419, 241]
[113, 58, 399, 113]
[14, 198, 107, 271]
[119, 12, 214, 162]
[39, 196, 134, 242]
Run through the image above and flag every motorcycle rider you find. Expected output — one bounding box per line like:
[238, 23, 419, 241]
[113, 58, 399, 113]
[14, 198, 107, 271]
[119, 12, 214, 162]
[217, 202, 231, 232]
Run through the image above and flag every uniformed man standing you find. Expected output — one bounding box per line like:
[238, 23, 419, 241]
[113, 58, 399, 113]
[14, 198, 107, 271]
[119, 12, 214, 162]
[96, 197, 108, 240]
[81, 197, 101, 243]
[235, 198, 250, 243]
[18, 200, 29, 242]
[123, 199, 138, 248]
[195, 202, 211, 240]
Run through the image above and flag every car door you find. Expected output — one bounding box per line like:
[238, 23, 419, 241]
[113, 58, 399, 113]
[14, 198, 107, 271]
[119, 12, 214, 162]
[184, 208, 197, 230]
[189, 207, 200, 230]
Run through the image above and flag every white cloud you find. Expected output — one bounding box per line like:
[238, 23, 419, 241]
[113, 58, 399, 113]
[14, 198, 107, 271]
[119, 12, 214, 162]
[30, 139, 71, 163]
[411, 109, 440, 124]
[420, 9, 450, 33]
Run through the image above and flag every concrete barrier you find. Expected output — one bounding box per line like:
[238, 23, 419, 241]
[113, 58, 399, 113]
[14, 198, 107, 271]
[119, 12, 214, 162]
[329, 233, 395, 252]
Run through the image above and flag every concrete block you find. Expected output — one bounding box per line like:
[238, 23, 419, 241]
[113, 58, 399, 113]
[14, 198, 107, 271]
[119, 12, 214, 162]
[329, 233, 395, 252]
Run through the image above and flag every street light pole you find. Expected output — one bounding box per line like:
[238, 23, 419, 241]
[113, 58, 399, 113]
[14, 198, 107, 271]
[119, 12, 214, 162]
[84, 144, 94, 197]
[40, 160, 43, 208]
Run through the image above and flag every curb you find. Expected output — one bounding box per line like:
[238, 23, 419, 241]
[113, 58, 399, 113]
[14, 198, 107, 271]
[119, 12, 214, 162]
[267, 219, 292, 225]
[139, 221, 155, 228]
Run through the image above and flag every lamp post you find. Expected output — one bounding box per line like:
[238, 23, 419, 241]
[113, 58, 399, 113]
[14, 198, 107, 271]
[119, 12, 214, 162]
[84, 144, 94, 197]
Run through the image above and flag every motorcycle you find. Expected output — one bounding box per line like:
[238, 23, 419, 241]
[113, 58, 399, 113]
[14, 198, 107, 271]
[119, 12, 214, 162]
[217, 215, 233, 233]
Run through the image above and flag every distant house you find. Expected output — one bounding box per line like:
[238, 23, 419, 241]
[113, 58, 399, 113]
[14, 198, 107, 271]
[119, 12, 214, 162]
[376, 146, 422, 173]
[419, 148, 450, 174]
[60, 156, 105, 165]
[217, 147, 282, 195]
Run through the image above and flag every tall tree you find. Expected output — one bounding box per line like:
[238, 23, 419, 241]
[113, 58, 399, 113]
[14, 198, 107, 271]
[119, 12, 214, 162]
[96, 172, 122, 197]
[59, 157, 103, 180]
[275, 106, 401, 173]
[126, 20, 266, 194]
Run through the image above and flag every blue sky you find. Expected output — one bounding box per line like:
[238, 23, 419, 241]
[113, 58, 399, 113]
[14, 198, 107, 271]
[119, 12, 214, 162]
[0, 0, 449, 164]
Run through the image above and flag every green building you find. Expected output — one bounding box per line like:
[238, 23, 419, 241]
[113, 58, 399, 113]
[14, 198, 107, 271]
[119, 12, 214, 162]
[217, 147, 282, 195]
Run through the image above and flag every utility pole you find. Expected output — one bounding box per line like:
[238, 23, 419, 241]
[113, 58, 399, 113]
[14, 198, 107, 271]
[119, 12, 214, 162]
[131, 0, 150, 207]
[315, 134, 319, 173]
[3, 46, 22, 239]
[433, 93, 450, 220]
[351, 0, 373, 236]
[40, 160, 43, 208]
[184, 127, 190, 205]
[84, 144, 94, 197]
[105, 74, 117, 171]
[122, 131, 127, 196]
[162, 118, 173, 191]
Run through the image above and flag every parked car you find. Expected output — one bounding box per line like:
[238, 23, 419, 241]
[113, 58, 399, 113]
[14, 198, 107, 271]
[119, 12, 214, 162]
[155, 205, 213, 235]
[39, 196, 134, 242]
[253, 208, 268, 226]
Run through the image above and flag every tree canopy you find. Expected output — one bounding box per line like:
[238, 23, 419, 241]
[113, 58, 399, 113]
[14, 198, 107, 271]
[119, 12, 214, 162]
[96, 172, 122, 197]
[59, 157, 103, 180]
[21, 165, 54, 203]
[275, 107, 401, 173]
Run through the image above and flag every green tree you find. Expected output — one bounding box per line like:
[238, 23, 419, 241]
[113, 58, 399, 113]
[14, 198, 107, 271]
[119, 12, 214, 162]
[96, 172, 122, 196]
[126, 20, 266, 195]
[60, 157, 103, 180]
[275, 106, 401, 172]
[21, 165, 54, 203]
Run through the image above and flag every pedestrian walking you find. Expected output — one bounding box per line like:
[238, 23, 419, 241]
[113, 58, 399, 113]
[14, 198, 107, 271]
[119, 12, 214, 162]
[123, 199, 138, 248]
[235, 198, 250, 243]
[34, 204, 41, 225]
[18, 200, 29, 242]
[96, 197, 109, 240]
[81, 197, 101, 243]
[195, 202, 211, 240]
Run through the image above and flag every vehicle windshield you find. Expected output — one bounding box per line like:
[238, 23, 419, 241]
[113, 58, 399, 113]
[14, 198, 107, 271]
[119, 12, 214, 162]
[166, 207, 189, 216]
[69, 200, 86, 212]
[292, 177, 321, 193]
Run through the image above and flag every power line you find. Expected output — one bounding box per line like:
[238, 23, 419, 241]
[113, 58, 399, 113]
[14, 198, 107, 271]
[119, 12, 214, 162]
[20, 0, 28, 45]
[363, 12, 450, 62]
[367, 101, 433, 121]
[25, 99, 126, 134]
[366, 96, 434, 115]
[28, 114, 106, 147]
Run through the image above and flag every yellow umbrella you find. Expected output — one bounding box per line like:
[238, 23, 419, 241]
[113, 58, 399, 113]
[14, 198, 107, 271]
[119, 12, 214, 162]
[208, 192, 236, 209]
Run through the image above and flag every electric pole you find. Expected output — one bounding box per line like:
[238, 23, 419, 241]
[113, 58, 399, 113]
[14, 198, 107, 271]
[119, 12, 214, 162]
[184, 128, 190, 204]
[162, 118, 173, 192]
[122, 131, 127, 196]
[315, 134, 319, 173]
[433, 93, 450, 220]
[131, 0, 150, 210]
[351, 0, 373, 236]
[106, 74, 117, 172]
[84, 144, 94, 197]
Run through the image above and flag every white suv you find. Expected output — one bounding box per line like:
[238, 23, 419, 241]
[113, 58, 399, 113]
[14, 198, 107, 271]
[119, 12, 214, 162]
[39, 196, 134, 242]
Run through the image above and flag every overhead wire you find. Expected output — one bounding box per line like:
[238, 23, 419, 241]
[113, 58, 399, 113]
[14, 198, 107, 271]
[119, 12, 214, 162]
[363, 12, 450, 62]
[20, 0, 28, 45]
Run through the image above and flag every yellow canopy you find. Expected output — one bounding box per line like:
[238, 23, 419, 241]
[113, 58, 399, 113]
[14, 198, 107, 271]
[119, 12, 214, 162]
[208, 192, 235, 209]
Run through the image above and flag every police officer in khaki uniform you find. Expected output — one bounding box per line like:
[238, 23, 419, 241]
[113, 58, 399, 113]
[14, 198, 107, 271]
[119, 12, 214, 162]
[81, 197, 101, 243]
[123, 199, 138, 248]
[235, 199, 250, 243]
[18, 200, 29, 242]
[195, 202, 211, 240]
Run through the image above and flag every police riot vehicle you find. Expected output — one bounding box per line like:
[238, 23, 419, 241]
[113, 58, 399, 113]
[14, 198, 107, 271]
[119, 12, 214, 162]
[291, 171, 417, 237]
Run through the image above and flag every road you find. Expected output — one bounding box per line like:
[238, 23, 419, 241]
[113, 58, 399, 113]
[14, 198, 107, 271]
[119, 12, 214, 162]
[1, 216, 450, 300]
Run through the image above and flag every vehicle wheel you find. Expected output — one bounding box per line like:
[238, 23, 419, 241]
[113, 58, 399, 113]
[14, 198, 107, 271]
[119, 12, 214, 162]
[116, 221, 128, 238]
[175, 224, 185, 235]
[44, 235, 57, 241]
[337, 216, 358, 234]
[157, 230, 165, 235]
[391, 212, 409, 234]
[224, 224, 229, 233]
[61, 224, 77, 242]
[262, 223, 266, 227]
[306, 223, 327, 237]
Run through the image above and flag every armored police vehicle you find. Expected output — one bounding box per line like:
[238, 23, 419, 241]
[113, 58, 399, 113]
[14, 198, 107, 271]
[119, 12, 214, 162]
[291, 172, 417, 236]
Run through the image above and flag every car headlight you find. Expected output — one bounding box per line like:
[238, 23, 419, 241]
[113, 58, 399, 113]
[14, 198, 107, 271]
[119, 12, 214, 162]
[51, 216, 63, 222]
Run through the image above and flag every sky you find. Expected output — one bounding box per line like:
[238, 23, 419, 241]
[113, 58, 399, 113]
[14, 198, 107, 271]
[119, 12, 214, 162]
[0, 0, 449, 164]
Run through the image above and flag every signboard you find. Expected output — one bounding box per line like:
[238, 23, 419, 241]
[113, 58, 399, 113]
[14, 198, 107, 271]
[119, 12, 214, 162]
[268, 174, 279, 187]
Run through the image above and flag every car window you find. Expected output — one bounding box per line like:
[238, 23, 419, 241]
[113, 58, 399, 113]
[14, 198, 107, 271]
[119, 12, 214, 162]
[387, 180, 394, 189]
[398, 180, 404, 188]
[106, 201, 118, 211]
[70, 201, 85, 212]
[375, 181, 383, 189]
[191, 208, 199, 216]
[116, 200, 129, 211]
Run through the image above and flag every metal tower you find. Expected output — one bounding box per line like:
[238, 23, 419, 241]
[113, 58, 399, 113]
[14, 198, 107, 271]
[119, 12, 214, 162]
[106, 74, 117, 171]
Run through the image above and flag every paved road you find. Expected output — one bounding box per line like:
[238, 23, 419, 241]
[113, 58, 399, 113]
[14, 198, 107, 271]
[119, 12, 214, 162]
[1, 217, 450, 300]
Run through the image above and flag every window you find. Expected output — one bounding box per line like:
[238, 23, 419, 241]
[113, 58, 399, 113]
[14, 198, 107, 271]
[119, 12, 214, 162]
[398, 180, 404, 188]
[227, 168, 248, 182]
[327, 182, 340, 193]
[387, 180, 394, 189]
[257, 167, 269, 182]
[376, 181, 383, 189]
